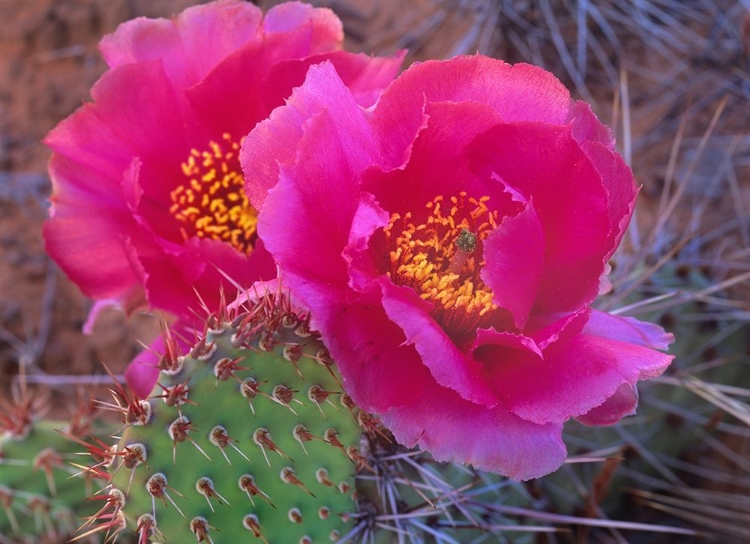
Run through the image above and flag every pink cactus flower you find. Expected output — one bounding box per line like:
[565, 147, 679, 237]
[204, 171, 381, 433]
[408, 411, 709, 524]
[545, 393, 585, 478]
[42, 0, 404, 397]
[242, 57, 674, 480]
[43, 0, 404, 322]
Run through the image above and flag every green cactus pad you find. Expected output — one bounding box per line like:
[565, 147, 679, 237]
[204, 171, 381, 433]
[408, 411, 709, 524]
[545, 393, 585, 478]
[0, 405, 103, 542]
[98, 293, 361, 543]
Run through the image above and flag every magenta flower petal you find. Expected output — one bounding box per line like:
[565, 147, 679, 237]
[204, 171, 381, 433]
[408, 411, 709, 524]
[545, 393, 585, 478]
[380, 280, 498, 407]
[382, 379, 567, 481]
[246, 54, 675, 479]
[481, 201, 545, 329]
[262, 2, 341, 56]
[585, 309, 675, 351]
[371, 57, 573, 168]
[43, 155, 140, 301]
[364, 100, 512, 217]
[494, 315, 673, 425]
[124, 344, 162, 400]
[100, 0, 263, 88]
[263, 49, 406, 111]
[243, 61, 380, 210]
[576, 383, 639, 426]
[314, 300, 433, 414]
[468, 123, 610, 317]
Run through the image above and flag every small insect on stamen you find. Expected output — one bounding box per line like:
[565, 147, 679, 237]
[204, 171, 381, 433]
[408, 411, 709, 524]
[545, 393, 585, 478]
[280, 466, 315, 497]
[195, 477, 230, 513]
[447, 228, 478, 274]
[209, 425, 250, 465]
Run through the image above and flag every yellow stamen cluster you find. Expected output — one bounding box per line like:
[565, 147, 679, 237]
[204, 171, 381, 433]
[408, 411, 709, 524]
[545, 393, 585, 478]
[170, 133, 257, 253]
[384, 192, 501, 339]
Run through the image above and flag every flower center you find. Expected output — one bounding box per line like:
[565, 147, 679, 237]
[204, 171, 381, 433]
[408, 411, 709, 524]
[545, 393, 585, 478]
[383, 192, 505, 341]
[169, 133, 257, 253]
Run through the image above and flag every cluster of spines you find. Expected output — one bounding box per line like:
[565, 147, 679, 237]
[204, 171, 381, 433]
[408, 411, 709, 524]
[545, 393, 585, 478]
[0, 385, 102, 542]
[78, 287, 377, 543]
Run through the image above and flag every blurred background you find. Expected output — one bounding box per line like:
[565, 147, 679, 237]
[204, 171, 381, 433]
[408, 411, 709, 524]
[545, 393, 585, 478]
[1, 1, 749, 542]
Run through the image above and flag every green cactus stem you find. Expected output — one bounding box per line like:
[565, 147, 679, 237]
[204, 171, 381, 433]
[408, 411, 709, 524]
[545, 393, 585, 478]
[0, 387, 103, 543]
[86, 289, 365, 543]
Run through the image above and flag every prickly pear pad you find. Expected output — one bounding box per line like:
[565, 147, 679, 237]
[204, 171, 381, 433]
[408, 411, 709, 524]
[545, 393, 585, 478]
[0, 419, 101, 541]
[101, 293, 360, 543]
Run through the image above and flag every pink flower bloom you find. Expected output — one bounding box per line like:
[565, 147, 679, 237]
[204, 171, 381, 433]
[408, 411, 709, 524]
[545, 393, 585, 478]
[43, 0, 403, 398]
[242, 57, 674, 480]
[43, 0, 404, 321]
